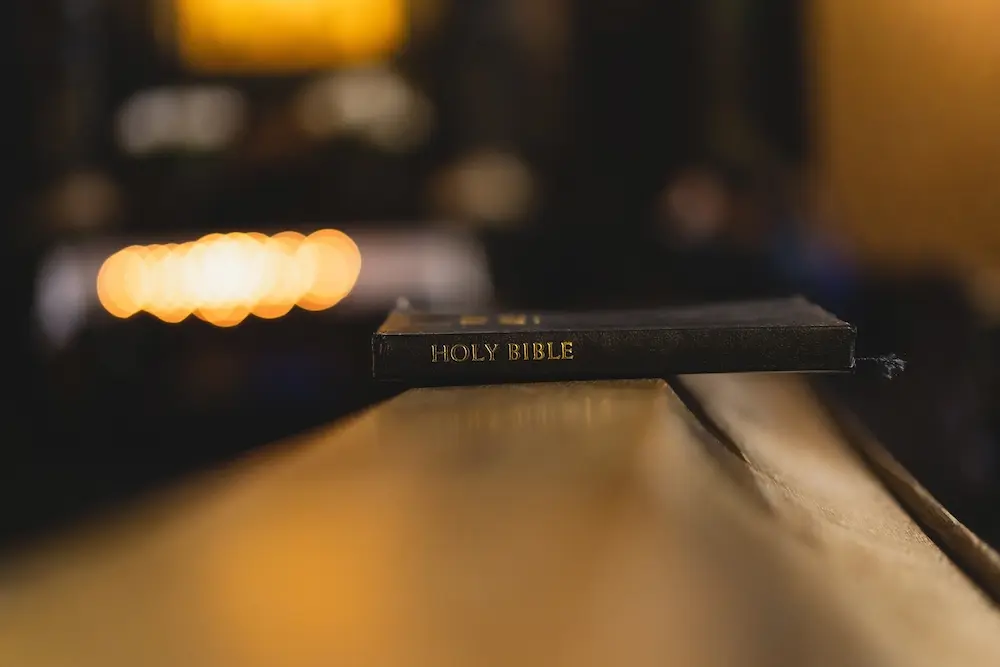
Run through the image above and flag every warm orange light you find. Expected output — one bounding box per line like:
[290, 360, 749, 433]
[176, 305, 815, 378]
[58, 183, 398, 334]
[96, 245, 144, 318]
[96, 229, 362, 327]
[250, 233, 299, 320]
[298, 229, 363, 311]
[272, 231, 318, 311]
[172, 0, 407, 74]
[145, 243, 191, 323]
[198, 306, 250, 328]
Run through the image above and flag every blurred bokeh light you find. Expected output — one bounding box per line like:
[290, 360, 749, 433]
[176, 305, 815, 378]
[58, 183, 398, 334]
[96, 229, 362, 327]
[170, 0, 407, 73]
[116, 86, 247, 156]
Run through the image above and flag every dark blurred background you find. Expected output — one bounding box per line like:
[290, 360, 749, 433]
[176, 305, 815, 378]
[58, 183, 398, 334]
[7, 0, 1000, 550]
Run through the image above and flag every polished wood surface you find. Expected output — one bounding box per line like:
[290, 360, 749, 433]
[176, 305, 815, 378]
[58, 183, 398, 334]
[2, 376, 1000, 666]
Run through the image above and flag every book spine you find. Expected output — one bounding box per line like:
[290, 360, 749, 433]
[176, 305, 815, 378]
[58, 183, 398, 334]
[373, 326, 856, 383]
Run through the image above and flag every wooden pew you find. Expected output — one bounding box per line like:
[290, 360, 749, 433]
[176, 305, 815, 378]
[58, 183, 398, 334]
[2, 375, 1000, 666]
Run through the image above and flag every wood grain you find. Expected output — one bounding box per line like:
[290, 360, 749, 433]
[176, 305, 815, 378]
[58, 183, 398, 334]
[1, 377, 999, 666]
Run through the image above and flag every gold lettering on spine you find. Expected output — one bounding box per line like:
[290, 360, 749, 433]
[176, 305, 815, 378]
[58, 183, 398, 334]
[437, 340, 574, 362]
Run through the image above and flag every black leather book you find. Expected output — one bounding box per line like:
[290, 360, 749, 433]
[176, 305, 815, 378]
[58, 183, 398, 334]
[372, 297, 856, 385]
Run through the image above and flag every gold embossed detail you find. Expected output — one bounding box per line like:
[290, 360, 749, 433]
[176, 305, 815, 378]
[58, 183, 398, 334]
[459, 315, 488, 326]
[498, 314, 526, 325]
[430, 343, 501, 362]
[433, 341, 575, 362]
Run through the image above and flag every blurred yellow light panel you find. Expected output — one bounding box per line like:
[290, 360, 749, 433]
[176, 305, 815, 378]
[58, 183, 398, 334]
[96, 230, 362, 328]
[172, 0, 407, 73]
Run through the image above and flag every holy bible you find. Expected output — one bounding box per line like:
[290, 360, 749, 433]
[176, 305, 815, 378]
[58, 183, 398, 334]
[371, 297, 857, 385]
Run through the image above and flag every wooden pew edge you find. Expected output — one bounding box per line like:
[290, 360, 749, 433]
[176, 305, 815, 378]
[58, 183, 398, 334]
[812, 380, 1000, 608]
